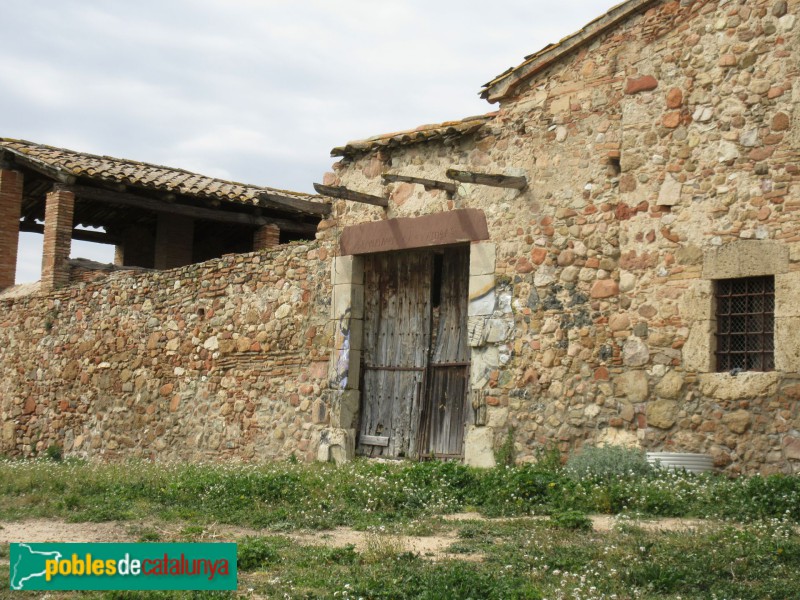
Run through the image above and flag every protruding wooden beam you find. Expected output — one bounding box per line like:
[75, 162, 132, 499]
[381, 173, 457, 194]
[446, 169, 527, 190]
[313, 183, 388, 208]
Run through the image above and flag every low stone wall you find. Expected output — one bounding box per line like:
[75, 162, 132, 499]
[0, 241, 334, 462]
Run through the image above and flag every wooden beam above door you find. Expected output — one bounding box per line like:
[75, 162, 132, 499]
[446, 168, 527, 191]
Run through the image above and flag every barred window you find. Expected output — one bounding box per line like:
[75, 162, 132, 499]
[715, 276, 774, 372]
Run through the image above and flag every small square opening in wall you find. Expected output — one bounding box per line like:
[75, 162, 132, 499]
[714, 276, 775, 372]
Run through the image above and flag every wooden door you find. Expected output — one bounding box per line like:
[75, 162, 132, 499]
[358, 246, 469, 459]
[358, 250, 432, 458]
[419, 247, 470, 458]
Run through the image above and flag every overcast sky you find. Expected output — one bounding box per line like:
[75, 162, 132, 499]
[3, 0, 619, 284]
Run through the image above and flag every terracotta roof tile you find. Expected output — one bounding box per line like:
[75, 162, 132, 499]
[0, 138, 328, 216]
[331, 113, 498, 158]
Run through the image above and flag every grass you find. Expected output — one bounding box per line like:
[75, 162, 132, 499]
[2, 457, 800, 527]
[0, 456, 799, 598]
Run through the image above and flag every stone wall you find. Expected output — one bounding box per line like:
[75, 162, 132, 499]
[325, 0, 800, 474]
[0, 241, 334, 462]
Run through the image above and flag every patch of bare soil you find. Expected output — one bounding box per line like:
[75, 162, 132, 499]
[590, 515, 706, 532]
[0, 519, 135, 544]
[0, 514, 707, 566]
[0, 520, 473, 562]
[443, 512, 707, 533]
[289, 527, 473, 561]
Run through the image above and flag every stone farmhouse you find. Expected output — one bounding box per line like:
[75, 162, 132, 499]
[1, 0, 799, 474]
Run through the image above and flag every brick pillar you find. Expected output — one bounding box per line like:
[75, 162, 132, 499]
[41, 185, 75, 293]
[154, 214, 194, 269]
[253, 224, 280, 250]
[0, 169, 23, 290]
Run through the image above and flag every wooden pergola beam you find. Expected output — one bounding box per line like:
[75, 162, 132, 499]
[313, 183, 389, 208]
[446, 169, 527, 190]
[69, 185, 318, 234]
[381, 173, 457, 194]
[19, 219, 121, 246]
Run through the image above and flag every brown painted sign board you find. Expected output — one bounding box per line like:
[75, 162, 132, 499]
[339, 208, 489, 255]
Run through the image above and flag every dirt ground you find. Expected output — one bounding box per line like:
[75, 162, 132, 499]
[0, 513, 706, 565]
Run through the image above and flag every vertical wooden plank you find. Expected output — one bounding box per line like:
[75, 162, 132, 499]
[422, 245, 470, 458]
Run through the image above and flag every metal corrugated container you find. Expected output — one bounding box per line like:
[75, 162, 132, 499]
[646, 452, 714, 474]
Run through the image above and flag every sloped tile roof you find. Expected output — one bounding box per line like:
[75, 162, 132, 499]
[0, 138, 328, 216]
[331, 113, 497, 158]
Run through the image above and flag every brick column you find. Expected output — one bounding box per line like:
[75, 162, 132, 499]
[40, 185, 75, 293]
[0, 169, 23, 290]
[154, 214, 194, 269]
[253, 223, 280, 250]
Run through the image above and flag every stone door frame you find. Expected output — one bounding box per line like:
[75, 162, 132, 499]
[317, 209, 506, 465]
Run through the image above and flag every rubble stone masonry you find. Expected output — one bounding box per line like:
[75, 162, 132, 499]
[0, 242, 334, 462]
[2, 0, 800, 474]
[325, 0, 800, 474]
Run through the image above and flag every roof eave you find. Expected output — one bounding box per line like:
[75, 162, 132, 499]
[480, 0, 660, 103]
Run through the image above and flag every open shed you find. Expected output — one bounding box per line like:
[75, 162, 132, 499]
[0, 138, 330, 291]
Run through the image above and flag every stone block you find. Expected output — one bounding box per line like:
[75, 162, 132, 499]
[591, 279, 619, 299]
[655, 370, 684, 399]
[487, 407, 509, 429]
[464, 426, 497, 468]
[702, 240, 789, 279]
[657, 176, 683, 206]
[468, 316, 487, 347]
[623, 337, 649, 367]
[469, 242, 496, 276]
[331, 390, 360, 429]
[614, 370, 649, 402]
[682, 320, 714, 373]
[468, 274, 496, 316]
[722, 409, 751, 434]
[316, 428, 355, 464]
[678, 280, 714, 322]
[485, 318, 513, 343]
[647, 399, 678, 429]
[471, 346, 499, 388]
[775, 273, 800, 317]
[332, 283, 364, 320]
[619, 272, 636, 292]
[775, 317, 800, 371]
[596, 428, 639, 448]
[1, 420, 15, 449]
[783, 437, 800, 461]
[335, 317, 363, 352]
[625, 75, 658, 95]
[698, 372, 779, 400]
[332, 255, 364, 286]
[345, 350, 361, 390]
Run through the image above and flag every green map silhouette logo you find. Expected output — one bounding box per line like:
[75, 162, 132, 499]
[10, 543, 63, 590]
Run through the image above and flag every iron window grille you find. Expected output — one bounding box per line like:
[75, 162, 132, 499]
[714, 276, 775, 372]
